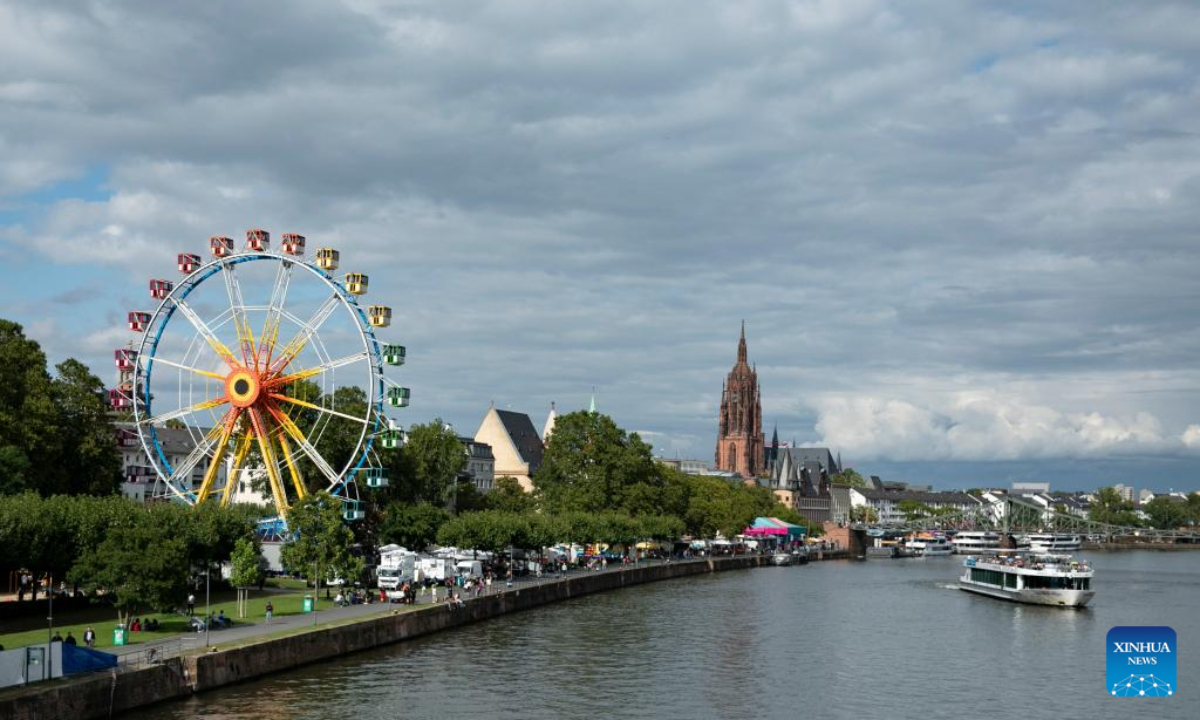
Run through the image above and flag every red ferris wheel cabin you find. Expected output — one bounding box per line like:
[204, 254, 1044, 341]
[246, 229, 270, 251]
[178, 253, 202, 273]
[210, 236, 234, 258]
[128, 311, 151, 331]
[281, 233, 306, 255]
[150, 279, 174, 299]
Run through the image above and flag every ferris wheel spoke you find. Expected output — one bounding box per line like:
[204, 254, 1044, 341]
[273, 423, 308, 500]
[267, 292, 342, 376]
[147, 355, 226, 381]
[195, 408, 242, 504]
[169, 296, 240, 368]
[264, 350, 369, 389]
[222, 262, 256, 368]
[220, 428, 256, 507]
[247, 407, 292, 518]
[163, 424, 224, 489]
[256, 259, 295, 371]
[266, 401, 342, 485]
[140, 396, 229, 427]
[267, 392, 370, 425]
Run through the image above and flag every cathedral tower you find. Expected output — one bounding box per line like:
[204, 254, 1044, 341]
[715, 323, 764, 478]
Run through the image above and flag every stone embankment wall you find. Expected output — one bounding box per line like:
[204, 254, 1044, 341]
[1, 555, 767, 720]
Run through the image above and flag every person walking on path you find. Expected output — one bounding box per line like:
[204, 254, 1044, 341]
[264, 602, 274, 624]
[64, 632, 77, 646]
[83, 627, 96, 648]
[187, 593, 195, 616]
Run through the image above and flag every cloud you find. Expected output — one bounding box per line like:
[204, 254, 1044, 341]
[1, 1, 1198, 480]
[811, 391, 1198, 462]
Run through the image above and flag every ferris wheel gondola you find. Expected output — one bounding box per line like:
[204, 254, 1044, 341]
[112, 229, 411, 522]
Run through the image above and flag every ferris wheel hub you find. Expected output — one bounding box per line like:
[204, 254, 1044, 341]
[225, 367, 261, 408]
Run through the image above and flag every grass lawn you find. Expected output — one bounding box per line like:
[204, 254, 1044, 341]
[0, 590, 321, 651]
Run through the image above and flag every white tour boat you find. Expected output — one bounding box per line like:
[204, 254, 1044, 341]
[905, 535, 954, 556]
[1026, 534, 1081, 553]
[959, 553, 1095, 607]
[952, 531, 1000, 554]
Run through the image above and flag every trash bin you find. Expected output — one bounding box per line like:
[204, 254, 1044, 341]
[302, 595, 314, 613]
[113, 627, 127, 646]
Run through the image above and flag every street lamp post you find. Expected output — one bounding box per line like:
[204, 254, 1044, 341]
[205, 562, 210, 647]
[46, 575, 53, 681]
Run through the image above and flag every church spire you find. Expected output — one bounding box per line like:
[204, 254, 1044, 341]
[737, 320, 748, 364]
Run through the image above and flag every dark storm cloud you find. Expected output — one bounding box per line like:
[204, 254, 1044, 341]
[2, 0, 1200, 473]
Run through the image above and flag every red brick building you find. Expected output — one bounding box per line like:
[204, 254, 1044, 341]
[715, 323, 764, 479]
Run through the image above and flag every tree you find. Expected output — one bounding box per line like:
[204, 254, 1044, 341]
[486, 476, 535, 514]
[379, 502, 451, 551]
[1144, 496, 1188, 530]
[229, 536, 265, 618]
[1089, 487, 1141, 527]
[850, 506, 878, 523]
[830, 468, 868, 488]
[69, 514, 190, 624]
[680, 475, 775, 539]
[534, 411, 664, 515]
[399, 420, 467, 507]
[280, 492, 364, 596]
[897, 500, 930, 521]
[0, 320, 63, 495]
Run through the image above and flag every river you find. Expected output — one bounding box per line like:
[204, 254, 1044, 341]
[127, 551, 1198, 719]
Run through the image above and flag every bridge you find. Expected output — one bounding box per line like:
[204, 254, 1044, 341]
[852, 495, 1200, 543]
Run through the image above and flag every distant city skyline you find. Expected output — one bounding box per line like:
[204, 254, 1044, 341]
[2, 2, 1198, 491]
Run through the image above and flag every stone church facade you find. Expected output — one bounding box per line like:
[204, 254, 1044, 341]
[714, 324, 765, 479]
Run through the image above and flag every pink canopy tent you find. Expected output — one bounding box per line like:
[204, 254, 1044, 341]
[742, 516, 806, 539]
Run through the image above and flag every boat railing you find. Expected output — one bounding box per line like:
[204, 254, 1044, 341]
[965, 556, 1091, 573]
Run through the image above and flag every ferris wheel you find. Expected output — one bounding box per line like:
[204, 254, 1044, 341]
[112, 230, 411, 521]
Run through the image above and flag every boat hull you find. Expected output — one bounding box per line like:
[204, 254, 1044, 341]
[959, 581, 1094, 608]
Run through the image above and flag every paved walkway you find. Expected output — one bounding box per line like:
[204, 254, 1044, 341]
[109, 557, 712, 661]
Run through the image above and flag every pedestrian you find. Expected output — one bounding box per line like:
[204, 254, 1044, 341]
[264, 602, 274, 624]
[187, 592, 195, 616]
[64, 632, 77, 646]
[83, 626, 96, 648]
[51, 632, 63, 643]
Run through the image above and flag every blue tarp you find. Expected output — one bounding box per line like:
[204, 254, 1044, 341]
[61, 644, 118, 674]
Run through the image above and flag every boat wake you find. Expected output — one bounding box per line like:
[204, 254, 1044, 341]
[936, 583, 959, 590]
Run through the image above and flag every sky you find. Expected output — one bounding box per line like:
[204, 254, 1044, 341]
[2, 1, 1199, 492]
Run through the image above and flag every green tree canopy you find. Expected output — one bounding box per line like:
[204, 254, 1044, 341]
[400, 419, 467, 506]
[68, 513, 190, 623]
[1089, 487, 1141, 527]
[0, 320, 63, 495]
[486, 476, 536, 514]
[229, 536, 265, 589]
[534, 411, 665, 515]
[830, 468, 868, 488]
[52, 358, 121, 495]
[379, 501, 451, 551]
[1143, 496, 1189, 530]
[280, 492, 364, 591]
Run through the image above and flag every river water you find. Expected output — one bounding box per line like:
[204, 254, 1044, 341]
[128, 551, 1197, 719]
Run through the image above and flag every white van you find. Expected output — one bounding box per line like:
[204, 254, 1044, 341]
[378, 545, 418, 590]
[418, 557, 455, 581]
[455, 560, 483, 577]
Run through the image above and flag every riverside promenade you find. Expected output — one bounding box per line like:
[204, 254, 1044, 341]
[1, 554, 784, 720]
